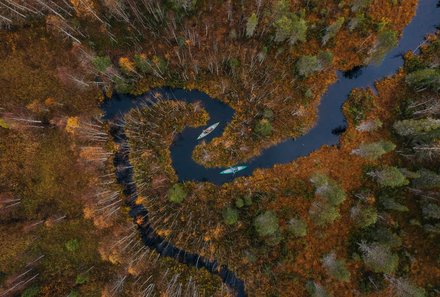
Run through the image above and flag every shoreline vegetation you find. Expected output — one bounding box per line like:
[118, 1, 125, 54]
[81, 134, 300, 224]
[1, 1, 439, 296]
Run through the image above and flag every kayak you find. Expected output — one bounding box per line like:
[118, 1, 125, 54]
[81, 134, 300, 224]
[219, 166, 247, 175]
[197, 122, 220, 140]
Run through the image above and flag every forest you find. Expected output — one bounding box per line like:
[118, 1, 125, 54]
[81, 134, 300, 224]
[0, 0, 439, 297]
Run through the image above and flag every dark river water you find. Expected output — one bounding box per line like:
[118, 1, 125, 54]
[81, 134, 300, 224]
[102, 1, 439, 295]
[103, 0, 440, 185]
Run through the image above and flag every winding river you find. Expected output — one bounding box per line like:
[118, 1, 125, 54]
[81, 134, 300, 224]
[102, 1, 439, 295]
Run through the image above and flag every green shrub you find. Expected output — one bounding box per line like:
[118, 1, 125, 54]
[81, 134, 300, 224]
[21, 286, 40, 297]
[75, 273, 89, 285]
[167, 184, 187, 203]
[296, 55, 322, 77]
[246, 13, 258, 37]
[113, 77, 134, 94]
[0, 118, 9, 129]
[92, 56, 112, 72]
[254, 211, 279, 237]
[288, 217, 307, 237]
[254, 119, 273, 137]
[133, 54, 152, 74]
[244, 195, 253, 206]
[223, 207, 239, 225]
[235, 198, 244, 208]
[67, 291, 79, 297]
[305, 281, 332, 297]
[65, 239, 79, 252]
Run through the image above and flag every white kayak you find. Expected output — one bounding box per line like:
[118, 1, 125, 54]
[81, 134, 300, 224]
[219, 166, 248, 175]
[197, 122, 220, 140]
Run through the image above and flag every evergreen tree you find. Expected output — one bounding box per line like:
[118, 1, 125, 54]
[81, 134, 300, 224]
[393, 118, 440, 137]
[412, 169, 440, 189]
[356, 119, 383, 132]
[309, 200, 340, 226]
[311, 173, 346, 206]
[288, 217, 307, 237]
[386, 276, 427, 297]
[350, 204, 378, 228]
[405, 68, 440, 92]
[422, 203, 440, 220]
[246, 13, 258, 38]
[254, 118, 273, 137]
[358, 242, 399, 274]
[254, 211, 279, 237]
[274, 15, 307, 45]
[133, 54, 152, 74]
[351, 140, 396, 160]
[223, 207, 239, 225]
[369, 30, 398, 64]
[167, 183, 187, 203]
[92, 56, 112, 72]
[369, 167, 409, 188]
[296, 55, 322, 77]
[321, 252, 351, 282]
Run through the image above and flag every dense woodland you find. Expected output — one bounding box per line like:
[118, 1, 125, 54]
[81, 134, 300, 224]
[0, 0, 439, 296]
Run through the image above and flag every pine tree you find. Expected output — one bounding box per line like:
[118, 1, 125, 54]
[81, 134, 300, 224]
[167, 183, 187, 203]
[296, 55, 322, 77]
[305, 281, 332, 297]
[422, 203, 440, 220]
[351, 140, 396, 160]
[369, 30, 398, 64]
[223, 207, 239, 225]
[92, 56, 112, 72]
[393, 118, 440, 137]
[356, 119, 383, 132]
[358, 242, 399, 274]
[254, 211, 279, 237]
[369, 167, 409, 188]
[406, 68, 440, 92]
[309, 200, 340, 226]
[350, 204, 378, 228]
[288, 217, 307, 237]
[386, 276, 427, 297]
[311, 173, 346, 206]
[321, 252, 351, 282]
[246, 13, 258, 38]
[274, 15, 307, 45]
[412, 169, 440, 189]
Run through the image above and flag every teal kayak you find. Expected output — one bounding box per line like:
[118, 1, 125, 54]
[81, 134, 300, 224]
[219, 166, 247, 175]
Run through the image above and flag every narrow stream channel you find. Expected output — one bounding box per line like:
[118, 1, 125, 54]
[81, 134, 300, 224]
[102, 1, 439, 295]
